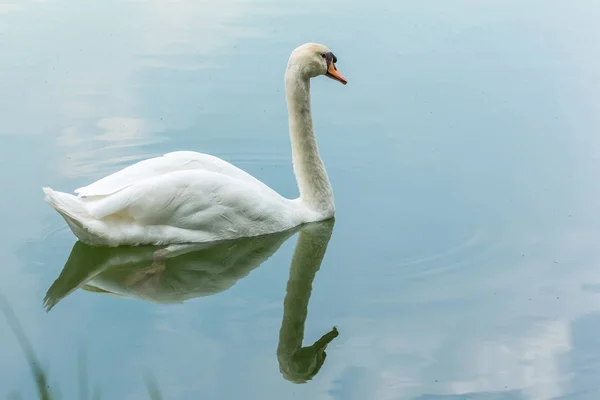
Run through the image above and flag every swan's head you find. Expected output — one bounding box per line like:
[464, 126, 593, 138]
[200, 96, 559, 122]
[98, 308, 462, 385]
[287, 43, 347, 85]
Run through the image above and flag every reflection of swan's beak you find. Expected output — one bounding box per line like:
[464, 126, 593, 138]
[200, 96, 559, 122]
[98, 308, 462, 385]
[326, 62, 347, 85]
[312, 326, 339, 370]
[314, 326, 339, 350]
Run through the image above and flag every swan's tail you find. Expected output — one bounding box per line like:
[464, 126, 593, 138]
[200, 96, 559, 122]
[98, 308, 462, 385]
[42, 187, 97, 243]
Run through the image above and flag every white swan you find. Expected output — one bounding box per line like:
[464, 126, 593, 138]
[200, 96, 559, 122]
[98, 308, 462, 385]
[42, 43, 347, 246]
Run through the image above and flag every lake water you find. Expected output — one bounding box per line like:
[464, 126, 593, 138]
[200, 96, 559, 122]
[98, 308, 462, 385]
[2, 0, 600, 399]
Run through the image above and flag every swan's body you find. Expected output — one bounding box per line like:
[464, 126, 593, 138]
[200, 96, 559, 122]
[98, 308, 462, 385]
[44, 152, 313, 246]
[43, 43, 347, 246]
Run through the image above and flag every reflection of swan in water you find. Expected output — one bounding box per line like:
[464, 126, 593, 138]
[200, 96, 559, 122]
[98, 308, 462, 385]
[43, 220, 338, 382]
[44, 227, 299, 308]
[277, 219, 338, 383]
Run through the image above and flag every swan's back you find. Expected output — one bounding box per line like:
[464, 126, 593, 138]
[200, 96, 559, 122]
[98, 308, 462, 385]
[75, 151, 273, 198]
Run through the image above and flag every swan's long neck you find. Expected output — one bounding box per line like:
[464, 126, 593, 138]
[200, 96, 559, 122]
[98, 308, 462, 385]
[285, 67, 334, 216]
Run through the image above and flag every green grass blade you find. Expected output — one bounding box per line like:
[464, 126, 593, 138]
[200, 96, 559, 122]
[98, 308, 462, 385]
[0, 292, 52, 400]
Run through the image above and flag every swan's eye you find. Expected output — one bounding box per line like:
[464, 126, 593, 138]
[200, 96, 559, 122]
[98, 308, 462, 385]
[320, 53, 326, 59]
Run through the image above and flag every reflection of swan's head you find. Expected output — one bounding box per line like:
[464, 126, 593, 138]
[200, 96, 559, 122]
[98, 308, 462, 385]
[287, 43, 347, 85]
[280, 326, 339, 384]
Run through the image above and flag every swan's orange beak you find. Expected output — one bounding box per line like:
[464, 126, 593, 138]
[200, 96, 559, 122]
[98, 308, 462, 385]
[326, 62, 347, 85]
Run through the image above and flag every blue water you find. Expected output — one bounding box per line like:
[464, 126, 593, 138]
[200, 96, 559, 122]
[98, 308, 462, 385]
[2, 0, 600, 399]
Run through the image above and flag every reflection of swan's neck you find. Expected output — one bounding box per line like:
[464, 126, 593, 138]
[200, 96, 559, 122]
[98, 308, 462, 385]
[278, 230, 324, 352]
[277, 222, 336, 382]
[285, 68, 334, 216]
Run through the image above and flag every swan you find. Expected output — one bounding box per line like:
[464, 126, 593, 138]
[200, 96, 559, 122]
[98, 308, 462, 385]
[42, 43, 347, 246]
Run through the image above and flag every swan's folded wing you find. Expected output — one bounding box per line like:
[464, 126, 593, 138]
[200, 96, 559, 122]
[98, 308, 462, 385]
[74, 151, 262, 198]
[84, 169, 298, 239]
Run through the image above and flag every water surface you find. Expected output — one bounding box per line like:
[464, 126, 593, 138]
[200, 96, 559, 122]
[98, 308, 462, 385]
[2, 0, 600, 399]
